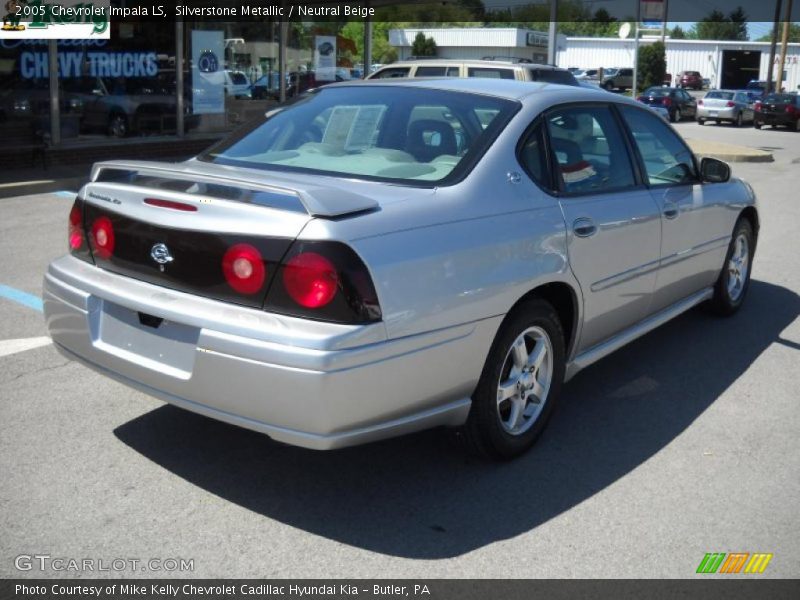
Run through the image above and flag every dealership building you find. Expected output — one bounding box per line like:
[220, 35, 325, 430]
[391, 27, 800, 91]
[0, 11, 384, 169]
[3, 18, 800, 171]
[559, 37, 800, 91]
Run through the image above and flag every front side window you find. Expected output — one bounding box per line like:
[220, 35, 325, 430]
[201, 86, 518, 185]
[545, 105, 635, 194]
[619, 105, 697, 186]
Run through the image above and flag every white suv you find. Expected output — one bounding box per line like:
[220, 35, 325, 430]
[367, 59, 579, 86]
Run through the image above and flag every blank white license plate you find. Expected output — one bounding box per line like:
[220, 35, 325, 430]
[94, 300, 199, 379]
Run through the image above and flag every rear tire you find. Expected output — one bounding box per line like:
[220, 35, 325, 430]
[735, 113, 743, 127]
[697, 118, 705, 125]
[708, 219, 754, 317]
[754, 121, 762, 129]
[671, 108, 681, 123]
[458, 299, 565, 460]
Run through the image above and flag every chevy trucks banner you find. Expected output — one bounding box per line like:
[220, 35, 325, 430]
[314, 35, 336, 82]
[191, 29, 224, 115]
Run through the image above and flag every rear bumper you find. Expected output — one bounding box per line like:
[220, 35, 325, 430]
[44, 256, 499, 449]
[754, 113, 797, 127]
[697, 107, 738, 120]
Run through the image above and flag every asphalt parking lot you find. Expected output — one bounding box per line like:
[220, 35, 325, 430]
[1, 123, 799, 579]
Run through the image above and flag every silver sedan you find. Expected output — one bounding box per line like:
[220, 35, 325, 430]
[44, 79, 758, 459]
[697, 90, 755, 126]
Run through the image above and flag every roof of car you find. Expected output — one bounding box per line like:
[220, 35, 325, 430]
[378, 59, 566, 71]
[326, 77, 593, 101]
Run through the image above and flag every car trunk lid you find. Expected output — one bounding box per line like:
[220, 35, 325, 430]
[79, 160, 380, 308]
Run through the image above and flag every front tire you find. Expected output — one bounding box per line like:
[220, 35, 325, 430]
[671, 107, 681, 123]
[108, 113, 128, 138]
[708, 219, 754, 316]
[735, 113, 743, 127]
[459, 299, 565, 460]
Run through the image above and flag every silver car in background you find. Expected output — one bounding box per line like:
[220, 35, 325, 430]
[44, 79, 759, 460]
[697, 90, 755, 126]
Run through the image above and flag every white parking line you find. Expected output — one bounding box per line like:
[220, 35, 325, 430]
[0, 337, 52, 359]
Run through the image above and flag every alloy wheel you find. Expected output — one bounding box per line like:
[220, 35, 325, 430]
[495, 326, 553, 436]
[727, 233, 750, 302]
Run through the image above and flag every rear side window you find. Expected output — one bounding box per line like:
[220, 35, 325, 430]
[372, 67, 410, 79]
[619, 105, 697, 186]
[467, 67, 515, 79]
[415, 66, 460, 77]
[518, 121, 552, 190]
[545, 105, 635, 194]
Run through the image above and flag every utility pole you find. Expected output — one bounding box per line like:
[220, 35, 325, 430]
[765, 0, 783, 95]
[547, 0, 558, 66]
[777, 0, 793, 92]
[632, 0, 642, 98]
[661, 0, 669, 44]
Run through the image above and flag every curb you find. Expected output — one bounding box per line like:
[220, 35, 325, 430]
[0, 175, 88, 199]
[685, 140, 774, 163]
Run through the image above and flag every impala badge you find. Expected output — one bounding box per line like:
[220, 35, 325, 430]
[150, 243, 174, 272]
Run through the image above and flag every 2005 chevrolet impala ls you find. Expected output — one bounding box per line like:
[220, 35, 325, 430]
[44, 79, 758, 459]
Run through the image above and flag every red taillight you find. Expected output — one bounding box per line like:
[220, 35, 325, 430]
[282, 252, 339, 309]
[754, 102, 762, 112]
[726, 101, 735, 107]
[144, 198, 198, 212]
[68, 203, 83, 250]
[662, 97, 672, 107]
[222, 243, 266, 295]
[786, 104, 797, 115]
[90, 216, 115, 259]
[636, 96, 645, 102]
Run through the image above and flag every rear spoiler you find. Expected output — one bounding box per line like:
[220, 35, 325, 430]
[89, 160, 379, 218]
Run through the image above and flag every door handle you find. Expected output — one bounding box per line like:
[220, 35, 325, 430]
[572, 217, 597, 238]
[663, 201, 679, 219]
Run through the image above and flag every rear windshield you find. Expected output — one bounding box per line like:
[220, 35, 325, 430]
[530, 69, 578, 86]
[200, 86, 518, 185]
[763, 94, 795, 103]
[643, 88, 670, 97]
[706, 91, 734, 100]
[229, 72, 248, 85]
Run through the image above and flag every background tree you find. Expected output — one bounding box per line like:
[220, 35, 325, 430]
[692, 7, 748, 40]
[637, 41, 667, 90]
[669, 25, 687, 39]
[411, 32, 437, 57]
[757, 23, 800, 43]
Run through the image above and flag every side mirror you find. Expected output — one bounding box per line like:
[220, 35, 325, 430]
[700, 157, 730, 183]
